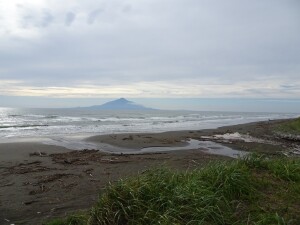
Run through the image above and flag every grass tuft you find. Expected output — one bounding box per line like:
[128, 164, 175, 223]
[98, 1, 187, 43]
[90, 162, 255, 225]
[254, 213, 287, 225]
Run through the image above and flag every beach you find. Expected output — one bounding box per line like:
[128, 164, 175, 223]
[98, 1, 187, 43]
[0, 118, 299, 225]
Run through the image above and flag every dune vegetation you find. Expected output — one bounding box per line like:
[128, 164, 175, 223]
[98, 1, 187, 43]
[276, 117, 300, 135]
[46, 154, 300, 225]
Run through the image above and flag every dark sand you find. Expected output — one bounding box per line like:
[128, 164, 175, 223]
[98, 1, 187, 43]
[86, 118, 298, 154]
[1, 119, 299, 225]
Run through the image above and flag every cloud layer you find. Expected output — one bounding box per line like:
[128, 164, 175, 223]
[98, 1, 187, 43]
[0, 0, 299, 98]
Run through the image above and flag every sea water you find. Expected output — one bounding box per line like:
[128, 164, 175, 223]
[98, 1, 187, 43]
[0, 107, 298, 147]
[0, 108, 297, 139]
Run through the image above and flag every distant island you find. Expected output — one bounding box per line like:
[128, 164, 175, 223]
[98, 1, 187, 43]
[84, 98, 155, 110]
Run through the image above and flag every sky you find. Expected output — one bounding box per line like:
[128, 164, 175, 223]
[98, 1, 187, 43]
[0, 0, 300, 111]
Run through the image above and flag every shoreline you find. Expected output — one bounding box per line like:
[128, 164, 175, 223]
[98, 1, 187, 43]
[0, 117, 296, 151]
[85, 118, 296, 154]
[1, 118, 299, 225]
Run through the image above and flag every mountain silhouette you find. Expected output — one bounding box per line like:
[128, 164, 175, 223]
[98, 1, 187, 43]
[87, 98, 154, 110]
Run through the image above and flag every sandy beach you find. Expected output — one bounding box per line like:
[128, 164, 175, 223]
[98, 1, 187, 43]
[1, 118, 299, 225]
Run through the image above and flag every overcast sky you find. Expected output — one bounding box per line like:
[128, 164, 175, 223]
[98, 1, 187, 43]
[0, 0, 300, 106]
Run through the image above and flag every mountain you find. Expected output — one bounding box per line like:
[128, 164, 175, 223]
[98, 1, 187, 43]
[87, 98, 154, 110]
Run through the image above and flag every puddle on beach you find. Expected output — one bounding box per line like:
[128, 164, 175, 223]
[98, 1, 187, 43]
[80, 138, 248, 159]
[139, 139, 248, 159]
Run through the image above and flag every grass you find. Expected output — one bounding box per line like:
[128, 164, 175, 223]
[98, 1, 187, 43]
[276, 117, 300, 135]
[45, 154, 300, 225]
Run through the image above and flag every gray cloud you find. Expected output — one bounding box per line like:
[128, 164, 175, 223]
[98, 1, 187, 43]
[87, 9, 104, 24]
[17, 5, 54, 29]
[122, 4, 132, 13]
[0, 0, 299, 98]
[41, 11, 54, 27]
[65, 12, 76, 26]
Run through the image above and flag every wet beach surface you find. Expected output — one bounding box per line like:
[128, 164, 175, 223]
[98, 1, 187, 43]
[1, 119, 299, 225]
[0, 144, 226, 225]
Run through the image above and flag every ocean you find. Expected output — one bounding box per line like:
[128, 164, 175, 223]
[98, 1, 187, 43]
[0, 108, 298, 142]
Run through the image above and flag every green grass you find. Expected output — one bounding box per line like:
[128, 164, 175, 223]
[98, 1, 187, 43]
[45, 155, 300, 225]
[276, 117, 300, 135]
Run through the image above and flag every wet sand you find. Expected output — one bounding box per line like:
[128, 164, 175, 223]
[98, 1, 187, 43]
[86, 118, 298, 154]
[1, 118, 299, 225]
[0, 145, 226, 225]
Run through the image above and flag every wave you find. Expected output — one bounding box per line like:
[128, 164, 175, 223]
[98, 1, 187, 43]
[44, 115, 59, 119]
[99, 117, 145, 122]
[8, 114, 22, 117]
[0, 124, 49, 129]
